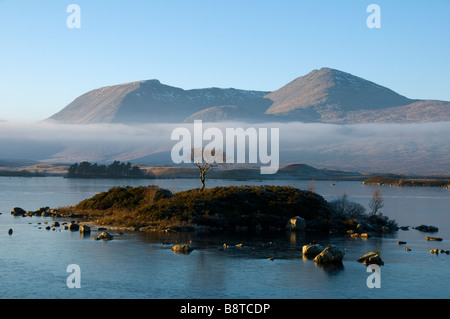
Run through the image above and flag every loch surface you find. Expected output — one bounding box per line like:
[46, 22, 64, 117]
[0, 177, 449, 299]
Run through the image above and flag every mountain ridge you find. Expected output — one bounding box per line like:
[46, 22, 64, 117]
[46, 67, 450, 124]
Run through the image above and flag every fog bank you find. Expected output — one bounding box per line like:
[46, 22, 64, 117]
[0, 121, 448, 175]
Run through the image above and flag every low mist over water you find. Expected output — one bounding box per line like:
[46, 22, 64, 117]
[0, 121, 449, 175]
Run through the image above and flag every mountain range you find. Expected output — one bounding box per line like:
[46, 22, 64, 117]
[47, 67, 450, 124]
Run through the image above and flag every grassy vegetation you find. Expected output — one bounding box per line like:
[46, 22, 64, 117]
[58, 185, 398, 234]
[59, 185, 334, 231]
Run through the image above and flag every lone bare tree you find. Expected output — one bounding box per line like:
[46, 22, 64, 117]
[191, 147, 226, 192]
[369, 189, 384, 215]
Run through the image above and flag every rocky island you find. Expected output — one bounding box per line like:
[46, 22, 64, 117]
[53, 185, 398, 236]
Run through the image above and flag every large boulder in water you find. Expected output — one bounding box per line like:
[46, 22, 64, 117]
[10, 207, 26, 216]
[171, 244, 194, 254]
[313, 245, 344, 265]
[286, 216, 306, 232]
[80, 225, 91, 233]
[94, 232, 113, 240]
[68, 222, 80, 231]
[357, 251, 384, 265]
[302, 244, 324, 259]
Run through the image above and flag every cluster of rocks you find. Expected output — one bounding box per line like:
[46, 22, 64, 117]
[302, 244, 345, 265]
[430, 249, 450, 255]
[10, 206, 81, 218]
[398, 224, 447, 253]
[347, 230, 371, 239]
[62, 221, 113, 240]
[8, 207, 116, 241]
[302, 243, 386, 266]
[10, 206, 56, 217]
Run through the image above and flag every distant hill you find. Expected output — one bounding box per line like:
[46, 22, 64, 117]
[46, 68, 450, 124]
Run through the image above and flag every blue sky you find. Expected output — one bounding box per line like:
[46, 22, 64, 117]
[0, 0, 449, 122]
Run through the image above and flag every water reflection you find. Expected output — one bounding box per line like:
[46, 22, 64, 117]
[189, 251, 227, 287]
[314, 262, 345, 274]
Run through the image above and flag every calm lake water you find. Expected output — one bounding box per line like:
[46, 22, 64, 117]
[0, 176, 449, 299]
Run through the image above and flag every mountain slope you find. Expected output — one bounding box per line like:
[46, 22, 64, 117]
[48, 80, 271, 124]
[48, 81, 142, 124]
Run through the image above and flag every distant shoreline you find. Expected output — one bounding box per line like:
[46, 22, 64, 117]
[1, 163, 449, 186]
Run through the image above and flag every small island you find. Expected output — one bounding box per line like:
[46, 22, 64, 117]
[67, 161, 146, 179]
[363, 176, 450, 188]
[56, 185, 398, 236]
